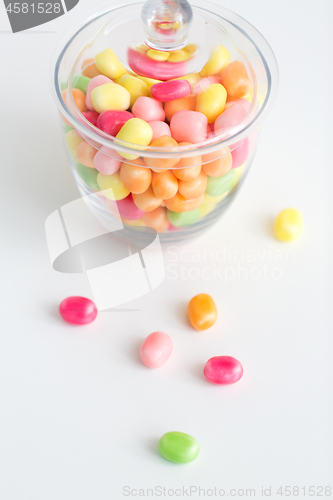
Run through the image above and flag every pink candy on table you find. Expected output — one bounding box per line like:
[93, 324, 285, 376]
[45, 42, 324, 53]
[82, 111, 100, 127]
[85, 75, 112, 110]
[214, 103, 247, 138]
[93, 146, 123, 175]
[97, 110, 133, 136]
[204, 356, 243, 384]
[230, 138, 250, 168]
[112, 193, 145, 220]
[132, 96, 165, 122]
[193, 76, 221, 95]
[150, 79, 192, 102]
[170, 110, 208, 144]
[140, 331, 173, 368]
[59, 296, 98, 325]
[128, 47, 187, 81]
[149, 120, 171, 142]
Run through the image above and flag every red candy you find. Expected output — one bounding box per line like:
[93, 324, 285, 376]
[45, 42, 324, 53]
[59, 296, 98, 325]
[204, 356, 243, 384]
[150, 79, 192, 102]
[97, 110, 133, 136]
[82, 111, 100, 127]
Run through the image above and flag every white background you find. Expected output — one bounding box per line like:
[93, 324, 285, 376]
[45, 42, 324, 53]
[1, 0, 333, 498]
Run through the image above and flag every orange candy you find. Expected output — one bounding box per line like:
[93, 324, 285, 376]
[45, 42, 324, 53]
[76, 141, 98, 168]
[202, 147, 232, 177]
[143, 207, 170, 233]
[144, 136, 180, 171]
[81, 58, 102, 78]
[62, 88, 87, 113]
[151, 170, 178, 200]
[120, 158, 152, 194]
[164, 192, 204, 212]
[164, 94, 196, 122]
[220, 61, 251, 99]
[133, 185, 162, 212]
[172, 143, 202, 180]
[187, 293, 217, 330]
[178, 169, 207, 199]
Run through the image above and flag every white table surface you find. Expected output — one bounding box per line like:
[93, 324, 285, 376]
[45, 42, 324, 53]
[1, 0, 333, 498]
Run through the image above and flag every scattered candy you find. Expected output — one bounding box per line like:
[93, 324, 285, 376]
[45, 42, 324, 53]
[150, 79, 192, 102]
[158, 432, 200, 464]
[204, 356, 243, 384]
[274, 208, 303, 242]
[59, 296, 97, 325]
[187, 293, 217, 330]
[140, 331, 173, 367]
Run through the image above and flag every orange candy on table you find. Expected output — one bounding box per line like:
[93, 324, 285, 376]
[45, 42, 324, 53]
[62, 88, 87, 113]
[133, 185, 162, 212]
[220, 61, 251, 99]
[187, 293, 218, 331]
[76, 141, 98, 168]
[164, 192, 204, 213]
[81, 58, 102, 78]
[143, 136, 180, 171]
[151, 170, 179, 200]
[164, 94, 196, 122]
[143, 207, 170, 233]
[202, 147, 233, 177]
[120, 158, 152, 194]
[178, 169, 207, 199]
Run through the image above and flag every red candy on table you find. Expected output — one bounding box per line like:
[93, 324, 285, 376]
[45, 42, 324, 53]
[59, 296, 98, 325]
[150, 79, 192, 102]
[204, 356, 243, 384]
[97, 110, 133, 136]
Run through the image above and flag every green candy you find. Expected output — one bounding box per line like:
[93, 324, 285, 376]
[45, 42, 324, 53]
[63, 123, 74, 134]
[76, 163, 99, 191]
[158, 432, 200, 464]
[206, 169, 237, 197]
[73, 75, 91, 94]
[167, 208, 200, 227]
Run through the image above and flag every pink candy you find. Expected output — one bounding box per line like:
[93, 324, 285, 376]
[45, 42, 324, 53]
[114, 193, 145, 220]
[230, 138, 250, 168]
[128, 48, 187, 81]
[82, 111, 100, 127]
[150, 79, 192, 102]
[225, 98, 251, 113]
[214, 103, 247, 138]
[85, 75, 112, 110]
[97, 110, 133, 136]
[93, 146, 123, 175]
[140, 331, 173, 368]
[132, 96, 165, 122]
[170, 110, 208, 144]
[149, 120, 171, 141]
[59, 296, 97, 325]
[204, 356, 243, 384]
[193, 76, 221, 95]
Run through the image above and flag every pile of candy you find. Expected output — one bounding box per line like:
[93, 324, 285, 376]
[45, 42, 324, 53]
[61, 43, 254, 232]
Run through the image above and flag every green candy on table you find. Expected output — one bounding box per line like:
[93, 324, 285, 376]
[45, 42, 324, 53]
[73, 75, 91, 94]
[158, 432, 200, 464]
[76, 163, 100, 191]
[167, 208, 200, 227]
[206, 169, 237, 197]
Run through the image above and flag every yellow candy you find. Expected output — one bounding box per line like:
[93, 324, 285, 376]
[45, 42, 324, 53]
[196, 83, 227, 123]
[147, 49, 170, 61]
[122, 218, 146, 227]
[65, 130, 84, 157]
[97, 171, 130, 200]
[184, 43, 198, 55]
[117, 74, 149, 107]
[116, 118, 153, 160]
[136, 44, 149, 54]
[200, 45, 231, 77]
[95, 48, 127, 80]
[274, 208, 303, 242]
[173, 73, 201, 86]
[135, 75, 162, 89]
[199, 192, 229, 217]
[168, 49, 190, 62]
[91, 83, 130, 113]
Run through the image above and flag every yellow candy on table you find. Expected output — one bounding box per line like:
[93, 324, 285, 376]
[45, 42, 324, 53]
[173, 73, 201, 86]
[95, 48, 127, 80]
[65, 130, 84, 157]
[200, 45, 231, 77]
[196, 83, 227, 123]
[116, 118, 153, 160]
[274, 208, 303, 242]
[117, 74, 149, 107]
[168, 49, 190, 62]
[97, 171, 130, 200]
[91, 83, 130, 113]
[147, 49, 170, 61]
